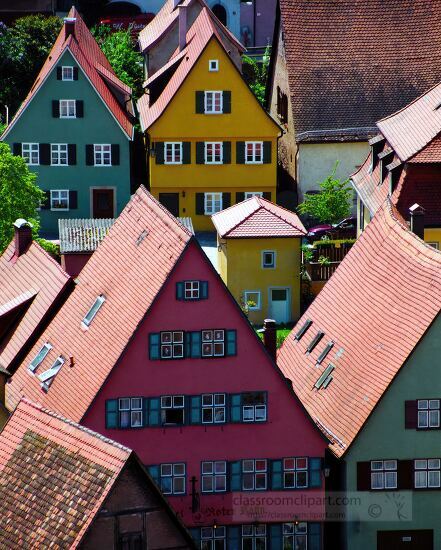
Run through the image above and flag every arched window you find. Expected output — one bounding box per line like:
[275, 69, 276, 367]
[212, 4, 227, 26]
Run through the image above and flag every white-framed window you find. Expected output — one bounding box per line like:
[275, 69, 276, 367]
[51, 143, 68, 165]
[28, 342, 52, 373]
[204, 91, 223, 114]
[205, 142, 223, 164]
[22, 143, 39, 165]
[94, 144, 111, 166]
[202, 393, 226, 424]
[283, 523, 308, 550]
[118, 397, 143, 428]
[38, 356, 64, 391]
[160, 463, 185, 495]
[201, 526, 226, 549]
[82, 294, 105, 327]
[209, 59, 219, 72]
[427, 242, 439, 250]
[243, 291, 261, 311]
[62, 66, 74, 81]
[244, 192, 263, 199]
[418, 399, 440, 428]
[204, 192, 223, 215]
[283, 457, 308, 489]
[242, 392, 267, 422]
[160, 331, 184, 359]
[50, 190, 69, 211]
[202, 329, 225, 357]
[59, 99, 76, 118]
[262, 250, 276, 269]
[242, 459, 267, 490]
[245, 141, 263, 164]
[184, 281, 200, 299]
[165, 142, 182, 164]
[415, 459, 441, 489]
[161, 395, 185, 425]
[371, 460, 397, 490]
[201, 461, 227, 493]
[242, 525, 267, 550]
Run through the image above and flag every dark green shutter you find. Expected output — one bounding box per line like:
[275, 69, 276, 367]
[105, 399, 118, 429]
[182, 142, 191, 164]
[73, 67, 78, 80]
[223, 141, 231, 164]
[111, 144, 120, 165]
[76, 100, 84, 117]
[308, 523, 321, 550]
[236, 192, 245, 203]
[85, 145, 94, 165]
[195, 91, 205, 113]
[196, 193, 205, 214]
[230, 394, 242, 422]
[271, 459, 283, 489]
[222, 193, 231, 209]
[40, 191, 51, 210]
[13, 143, 22, 156]
[269, 525, 282, 550]
[236, 141, 245, 164]
[143, 398, 149, 426]
[263, 192, 271, 201]
[190, 395, 202, 424]
[39, 144, 50, 165]
[223, 91, 231, 113]
[200, 281, 208, 299]
[56, 66, 62, 80]
[148, 397, 160, 426]
[263, 141, 271, 163]
[189, 528, 201, 545]
[68, 144, 76, 165]
[309, 457, 322, 488]
[176, 282, 184, 300]
[52, 100, 60, 118]
[230, 461, 242, 491]
[190, 331, 201, 358]
[155, 142, 164, 164]
[227, 526, 240, 550]
[149, 333, 160, 360]
[69, 191, 78, 209]
[196, 142, 205, 164]
[148, 465, 160, 484]
[226, 330, 237, 356]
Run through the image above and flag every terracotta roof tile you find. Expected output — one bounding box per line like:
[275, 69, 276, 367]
[277, 200, 441, 456]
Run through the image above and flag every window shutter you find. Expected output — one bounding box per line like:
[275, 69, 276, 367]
[189, 395, 202, 424]
[229, 461, 242, 491]
[39, 144, 50, 165]
[189, 331, 201, 358]
[85, 144, 94, 166]
[182, 141, 191, 164]
[196, 142, 205, 164]
[225, 329, 237, 356]
[223, 141, 231, 164]
[263, 192, 272, 201]
[405, 400, 418, 429]
[148, 465, 160, 484]
[200, 281, 209, 299]
[230, 394, 242, 422]
[56, 67, 62, 80]
[76, 100, 84, 118]
[105, 399, 118, 429]
[176, 282, 184, 300]
[143, 398, 149, 426]
[148, 397, 161, 426]
[309, 457, 322, 488]
[236, 192, 244, 203]
[222, 193, 231, 209]
[52, 100, 60, 118]
[308, 524, 322, 550]
[111, 144, 120, 165]
[40, 190, 51, 210]
[356, 461, 371, 491]
[223, 91, 231, 113]
[149, 333, 160, 360]
[196, 193, 205, 214]
[263, 141, 272, 163]
[195, 91, 205, 113]
[73, 67, 79, 80]
[236, 141, 245, 164]
[227, 526, 240, 550]
[269, 524, 282, 550]
[13, 143, 22, 156]
[69, 190, 78, 209]
[271, 459, 283, 490]
[155, 142, 164, 164]
[398, 460, 414, 490]
[189, 529, 201, 545]
[68, 144, 76, 165]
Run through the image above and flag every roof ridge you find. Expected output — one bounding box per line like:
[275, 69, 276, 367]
[220, 197, 262, 236]
[256, 197, 306, 233]
[31, 241, 72, 280]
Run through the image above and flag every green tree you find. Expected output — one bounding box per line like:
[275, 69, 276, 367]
[242, 46, 271, 105]
[298, 163, 352, 224]
[0, 143, 44, 253]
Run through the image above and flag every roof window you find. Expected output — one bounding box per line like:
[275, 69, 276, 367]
[82, 295, 105, 327]
[316, 341, 334, 365]
[294, 319, 312, 341]
[38, 356, 64, 391]
[314, 363, 335, 390]
[306, 331, 324, 353]
[28, 342, 52, 373]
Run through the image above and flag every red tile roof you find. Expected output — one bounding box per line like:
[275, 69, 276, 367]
[212, 196, 306, 238]
[7, 187, 192, 421]
[2, 7, 133, 140]
[277, 200, 441, 457]
[0, 239, 71, 373]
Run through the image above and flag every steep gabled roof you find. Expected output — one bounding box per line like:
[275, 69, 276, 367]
[2, 7, 133, 140]
[212, 196, 306, 238]
[277, 200, 441, 457]
[7, 187, 192, 421]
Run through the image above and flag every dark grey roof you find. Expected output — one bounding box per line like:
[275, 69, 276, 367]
[58, 219, 114, 254]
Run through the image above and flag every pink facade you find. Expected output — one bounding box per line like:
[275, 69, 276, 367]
[61, 253, 92, 278]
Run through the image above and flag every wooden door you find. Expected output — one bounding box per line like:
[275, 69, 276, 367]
[93, 189, 114, 219]
[377, 530, 433, 550]
[159, 193, 179, 217]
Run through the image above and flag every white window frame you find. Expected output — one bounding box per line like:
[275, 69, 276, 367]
[38, 356, 64, 391]
[201, 329, 225, 357]
[242, 459, 268, 491]
[283, 457, 308, 489]
[201, 527, 226, 549]
[283, 523, 308, 550]
[184, 281, 200, 300]
[415, 459, 441, 489]
[82, 294, 105, 327]
[261, 250, 276, 269]
[209, 59, 219, 72]
[243, 291, 261, 311]
[202, 393, 226, 424]
[244, 192, 263, 199]
[160, 331, 184, 359]
[427, 242, 440, 250]
[59, 99, 76, 118]
[51, 143, 68, 166]
[160, 463, 186, 495]
[62, 66, 74, 81]
[118, 397, 143, 428]
[28, 342, 52, 373]
[201, 461, 227, 493]
[245, 141, 264, 164]
[205, 142, 223, 164]
[418, 399, 440, 428]
[204, 91, 223, 114]
[242, 525, 267, 550]
[371, 460, 397, 490]
[94, 144, 112, 166]
[22, 143, 39, 165]
[164, 142, 182, 165]
[161, 395, 185, 425]
[50, 189, 69, 211]
[204, 192, 223, 215]
[242, 392, 267, 422]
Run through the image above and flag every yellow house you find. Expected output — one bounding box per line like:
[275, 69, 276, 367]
[212, 196, 306, 325]
[137, 7, 281, 231]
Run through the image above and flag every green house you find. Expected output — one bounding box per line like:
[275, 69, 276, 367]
[2, 8, 134, 237]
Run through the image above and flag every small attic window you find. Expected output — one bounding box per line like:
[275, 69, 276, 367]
[314, 363, 335, 390]
[316, 341, 334, 365]
[82, 295, 105, 327]
[294, 319, 312, 341]
[306, 331, 324, 354]
[38, 356, 64, 391]
[209, 59, 219, 72]
[28, 342, 52, 373]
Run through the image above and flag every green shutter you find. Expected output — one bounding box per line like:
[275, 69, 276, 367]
[200, 281, 209, 299]
[105, 399, 118, 429]
[236, 192, 245, 203]
[223, 193, 231, 209]
[269, 524, 282, 550]
[149, 333, 160, 360]
[223, 91, 231, 113]
[195, 91, 205, 113]
[143, 398, 149, 427]
[236, 141, 245, 164]
[182, 142, 191, 164]
[190, 395, 202, 424]
[155, 142, 164, 164]
[309, 457, 322, 488]
[148, 397, 161, 426]
[223, 141, 231, 163]
[271, 459, 283, 490]
[190, 331, 201, 358]
[226, 330, 237, 356]
[263, 192, 271, 201]
[308, 523, 321, 550]
[263, 141, 272, 163]
[230, 394, 242, 422]
[227, 526, 240, 550]
[176, 282, 184, 300]
[189, 528, 201, 545]
[230, 461, 242, 491]
[196, 142, 205, 164]
[148, 465, 160, 484]
[196, 193, 205, 214]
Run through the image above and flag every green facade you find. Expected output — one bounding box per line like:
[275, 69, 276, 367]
[344, 313, 441, 549]
[2, 50, 131, 236]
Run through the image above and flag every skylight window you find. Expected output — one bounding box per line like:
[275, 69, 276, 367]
[82, 295, 105, 327]
[314, 363, 335, 390]
[316, 341, 334, 365]
[306, 331, 324, 353]
[38, 356, 64, 391]
[28, 343, 52, 373]
[295, 319, 312, 341]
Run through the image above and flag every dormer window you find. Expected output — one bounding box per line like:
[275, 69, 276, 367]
[82, 294, 105, 327]
[306, 331, 324, 353]
[294, 319, 312, 341]
[28, 343, 52, 373]
[209, 60, 219, 72]
[38, 356, 64, 391]
[317, 341, 334, 364]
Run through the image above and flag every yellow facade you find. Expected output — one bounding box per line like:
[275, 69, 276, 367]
[148, 38, 280, 231]
[424, 228, 441, 249]
[218, 236, 302, 325]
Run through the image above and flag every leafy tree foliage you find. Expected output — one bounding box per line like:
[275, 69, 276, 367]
[242, 46, 271, 105]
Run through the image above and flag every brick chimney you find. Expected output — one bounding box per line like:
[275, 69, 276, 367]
[409, 203, 425, 240]
[178, 4, 187, 51]
[13, 219, 33, 257]
[64, 17, 76, 40]
[262, 319, 277, 361]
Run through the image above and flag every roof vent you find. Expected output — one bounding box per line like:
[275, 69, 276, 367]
[136, 229, 149, 246]
[64, 17, 76, 39]
[314, 363, 335, 390]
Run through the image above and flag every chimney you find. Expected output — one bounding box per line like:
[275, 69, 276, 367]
[178, 4, 187, 51]
[262, 319, 277, 361]
[409, 203, 425, 240]
[64, 17, 76, 40]
[13, 219, 33, 257]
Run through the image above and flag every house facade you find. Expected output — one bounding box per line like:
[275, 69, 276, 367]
[212, 196, 306, 325]
[1, 9, 134, 237]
